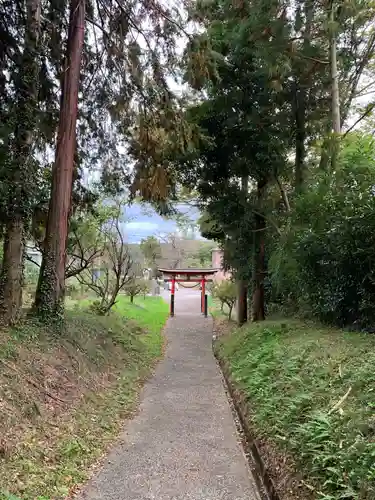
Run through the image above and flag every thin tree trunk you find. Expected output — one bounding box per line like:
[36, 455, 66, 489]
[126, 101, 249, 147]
[294, 81, 306, 191]
[319, 132, 331, 171]
[0, 0, 41, 324]
[252, 180, 267, 322]
[330, 1, 340, 135]
[330, 0, 341, 170]
[228, 305, 233, 321]
[237, 175, 248, 326]
[237, 280, 248, 325]
[276, 177, 291, 212]
[34, 0, 85, 318]
[294, 0, 313, 192]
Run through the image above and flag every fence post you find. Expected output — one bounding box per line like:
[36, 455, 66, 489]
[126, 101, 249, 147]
[170, 276, 175, 317]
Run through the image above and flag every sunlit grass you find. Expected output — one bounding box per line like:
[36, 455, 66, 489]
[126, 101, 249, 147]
[217, 319, 375, 499]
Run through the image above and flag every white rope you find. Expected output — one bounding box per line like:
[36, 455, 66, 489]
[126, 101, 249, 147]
[179, 282, 201, 289]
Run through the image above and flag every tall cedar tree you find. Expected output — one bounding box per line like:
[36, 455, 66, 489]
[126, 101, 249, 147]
[33, 0, 210, 316]
[0, 0, 41, 324]
[34, 0, 85, 317]
[176, 0, 289, 323]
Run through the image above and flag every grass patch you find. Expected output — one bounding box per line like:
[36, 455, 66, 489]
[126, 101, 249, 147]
[0, 297, 168, 500]
[114, 296, 168, 354]
[68, 295, 169, 358]
[217, 319, 375, 500]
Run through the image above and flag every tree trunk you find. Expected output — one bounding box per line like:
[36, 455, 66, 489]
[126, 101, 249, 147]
[330, 0, 341, 170]
[130, 295, 134, 303]
[319, 133, 331, 171]
[0, 218, 24, 324]
[330, 2, 340, 135]
[0, 0, 41, 324]
[34, 0, 85, 318]
[294, 81, 306, 191]
[252, 180, 267, 322]
[294, 0, 313, 192]
[237, 175, 249, 325]
[237, 280, 248, 325]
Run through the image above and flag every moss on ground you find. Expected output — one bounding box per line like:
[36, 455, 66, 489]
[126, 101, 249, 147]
[217, 319, 375, 500]
[0, 297, 168, 500]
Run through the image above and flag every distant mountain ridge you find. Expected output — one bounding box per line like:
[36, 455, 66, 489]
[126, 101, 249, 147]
[123, 202, 202, 243]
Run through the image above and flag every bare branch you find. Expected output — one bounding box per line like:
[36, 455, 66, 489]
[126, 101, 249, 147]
[65, 227, 103, 278]
[25, 254, 41, 268]
[343, 102, 375, 137]
[140, 0, 192, 41]
[75, 207, 133, 313]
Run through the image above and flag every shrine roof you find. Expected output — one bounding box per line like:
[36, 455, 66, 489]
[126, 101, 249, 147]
[158, 268, 218, 276]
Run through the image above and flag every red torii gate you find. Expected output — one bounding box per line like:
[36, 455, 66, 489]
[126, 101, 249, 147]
[159, 268, 218, 317]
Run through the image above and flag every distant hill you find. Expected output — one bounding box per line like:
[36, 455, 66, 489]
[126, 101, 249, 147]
[129, 238, 215, 271]
[122, 202, 202, 243]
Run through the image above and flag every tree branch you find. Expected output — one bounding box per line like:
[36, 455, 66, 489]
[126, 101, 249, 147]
[276, 177, 291, 212]
[343, 102, 375, 137]
[25, 254, 41, 268]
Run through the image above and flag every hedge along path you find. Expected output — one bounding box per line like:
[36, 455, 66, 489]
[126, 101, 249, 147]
[79, 289, 260, 500]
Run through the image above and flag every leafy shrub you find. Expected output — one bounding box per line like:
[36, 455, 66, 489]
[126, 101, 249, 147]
[212, 279, 236, 319]
[88, 299, 108, 315]
[124, 278, 150, 303]
[270, 134, 375, 327]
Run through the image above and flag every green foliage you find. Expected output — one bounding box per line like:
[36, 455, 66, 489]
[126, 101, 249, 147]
[217, 319, 375, 499]
[190, 241, 215, 267]
[176, 0, 292, 304]
[124, 278, 150, 302]
[0, 0, 202, 321]
[88, 299, 109, 316]
[65, 280, 80, 298]
[211, 280, 236, 319]
[140, 236, 161, 275]
[24, 262, 40, 286]
[176, 0, 375, 326]
[270, 134, 375, 327]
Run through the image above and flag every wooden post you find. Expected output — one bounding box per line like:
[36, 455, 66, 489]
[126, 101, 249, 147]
[170, 275, 175, 317]
[201, 276, 206, 314]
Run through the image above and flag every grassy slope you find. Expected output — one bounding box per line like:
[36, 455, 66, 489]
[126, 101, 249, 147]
[0, 296, 168, 500]
[114, 295, 169, 357]
[217, 319, 375, 500]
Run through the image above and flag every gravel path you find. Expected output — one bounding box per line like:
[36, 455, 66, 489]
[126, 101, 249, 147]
[79, 290, 260, 500]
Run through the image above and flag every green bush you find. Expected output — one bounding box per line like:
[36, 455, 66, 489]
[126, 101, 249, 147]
[212, 279, 236, 319]
[88, 299, 108, 315]
[270, 134, 375, 327]
[124, 278, 150, 303]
